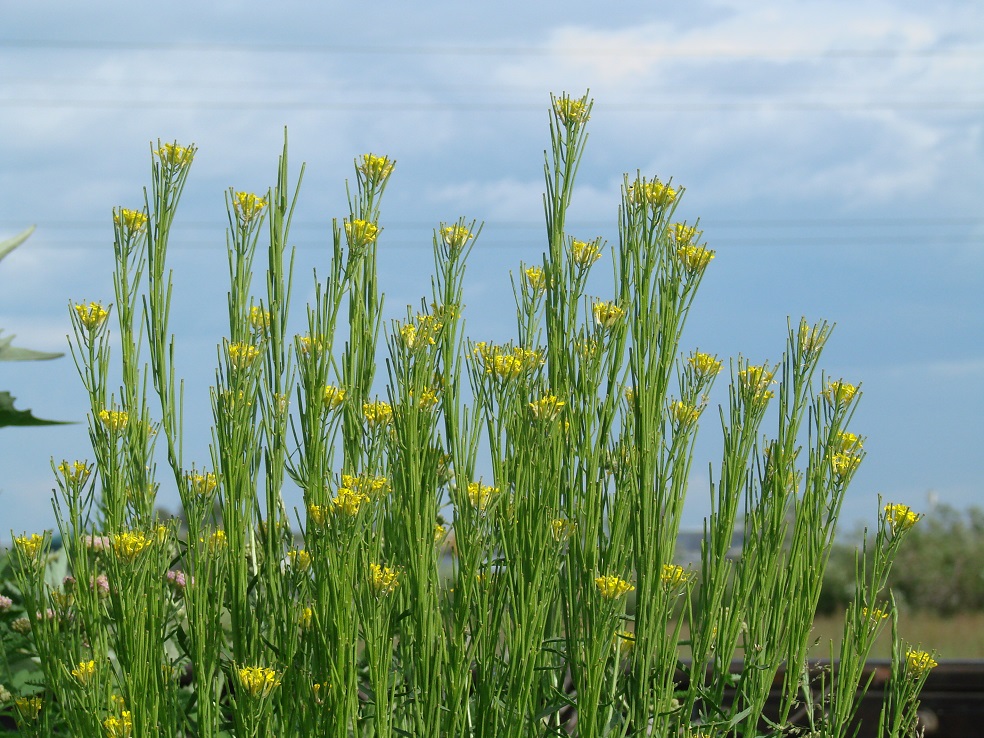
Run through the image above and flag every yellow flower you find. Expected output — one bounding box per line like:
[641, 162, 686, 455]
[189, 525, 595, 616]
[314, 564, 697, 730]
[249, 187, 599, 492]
[467, 481, 499, 512]
[307, 503, 329, 527]
[58, 461, 91, 486]
[207, 530, 227, 551]
[98, 409, 129, 432]
[524, 265, 545, 293]
[363, 400, 394, 427]
[831, 452, 861, 479]
[595, 574, 635, 600]
[341, 473, 389, 497]
[738, 365, 776, 404]
[103, 710, 133, 738]
[298, 606, 314, 629]
[473, 342, 544, 381]
[627, 178, 677, 209]
[358, 153, 395, 183]
[530, 394, 565, 421]
[825, 380, 859, 407]
[904, 649, 938, 677]
[156, 143, 194, 168]
[833, 432, 863, 453]
[434, 523, 448, 542]
[661, 564, 691, 589]
[570, 239, 602, 268]
[688, 351, 722, 378]
[228, 342, 260, 369]
[288, 549, 312, 572]
[237, 665, 281, 699]
[187, 471, 218, 499]
[592, 301, 625, 330]
[369, 563, 400, 597]
[233, 191, 267, 224]
[415, 388, 440, 410]
[884, 503, 920, 534]
[71, 659, 96, 687]
[249, 306, 271, 333]
[677, 244, 715, 274]
[112, 531, 152, 562]
[344, 219, 379, 249]
[672, 222, 700, 246]
[14, 533, 45, 562]
[441, 223, 474, 250]
[670, 400, 701, 426]
[862, 606, 889, 628]
[113, 208, 148, 233]
[74, 302, 110, 331]
[297, 334, 325, 356]
[550, 518, 576, 543]
[553, 96, 590, 127]
[332, 487, 371, 516]
[323, 385, 346, 410]
[14, 696, 42, 721]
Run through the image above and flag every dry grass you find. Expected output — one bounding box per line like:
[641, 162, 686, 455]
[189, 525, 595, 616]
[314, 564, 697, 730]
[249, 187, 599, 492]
[809, 611, 984, 660]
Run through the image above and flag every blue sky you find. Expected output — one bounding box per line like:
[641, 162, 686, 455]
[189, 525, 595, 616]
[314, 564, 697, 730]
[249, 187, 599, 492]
[1, 0, 982, 539]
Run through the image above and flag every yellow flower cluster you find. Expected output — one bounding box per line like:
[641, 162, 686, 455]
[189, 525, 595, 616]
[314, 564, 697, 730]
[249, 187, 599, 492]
[595, 574, 635, 600]
[14, 695, 42, 721]
[156, 143, 194, 169]
[550, 518, 577, 543]
[441, 223, 474, 250]
[228, 342, 260, 370]
[825, 380, 859, 407]
[74, 302, 110, 331]
[113, 208, 148, 233]
[570, 239, 602, 268]
[369, 563, 401, 596]
[297, 335, 325, 356]
[249, 306, 271, 333]
[688, 351, 723, 378]
[103, 710, 133, 738]
[237, 665, 281, 699]
[677, 244, 716, 274]
[661, 564, 691, 589]
[98, 409, 129, 432]
[233, 191, 267, 224]
[345, 218, 379, 248]
[553, 96, 590, 127]
[884, 503, 920, 534]
[187, 471, 218, 499]
[288, 549, 312, 572]
[524, 265, 545, 293]
[112, 531, 152, 563]
[670, 400, 701, 426]
[592, 301, 625, 330]
[862, 606, 889, 628]
[467, 481, 499, 512]
[358, 153, 394, 183]
[341, 473, 389, 497]
[905, 649, 938, 677]
[672, 222, 700, 246]
[363, 400, 394, 427]
[323, 385, 346, 410]
[738, 365, 776, 404]
[307, 504, 329, 527]
[14, 533, 45, 561]
[473, 342, 544, 381]
[332, 487, 371, 516]
[71, 659, 96, 687]
[58, 460, 91, 486]
[627, 178, 677, 209]
[530, 394, 566, 421]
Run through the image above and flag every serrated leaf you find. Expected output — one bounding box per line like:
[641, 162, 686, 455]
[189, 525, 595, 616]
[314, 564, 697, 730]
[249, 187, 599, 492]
[0, 391, 69, 427]
[0, 225, 36, 264]
[0, 332, 63, 362]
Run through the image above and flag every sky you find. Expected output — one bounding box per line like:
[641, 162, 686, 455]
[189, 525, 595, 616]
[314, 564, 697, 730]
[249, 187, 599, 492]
[1, 0, 982, 541]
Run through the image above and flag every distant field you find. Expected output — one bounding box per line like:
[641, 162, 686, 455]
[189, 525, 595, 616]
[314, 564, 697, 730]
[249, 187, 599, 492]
[809, 611, 984, 660]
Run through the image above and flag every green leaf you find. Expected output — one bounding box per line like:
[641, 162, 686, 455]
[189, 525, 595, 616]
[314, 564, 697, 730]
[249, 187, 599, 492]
[0, 225, 36, 264]
[0, 331, 63, 362]
[0, 391, 69, 427]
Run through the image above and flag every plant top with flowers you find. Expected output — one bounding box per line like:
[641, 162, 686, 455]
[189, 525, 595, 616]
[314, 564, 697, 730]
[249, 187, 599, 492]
[1, 94, 934, 738]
